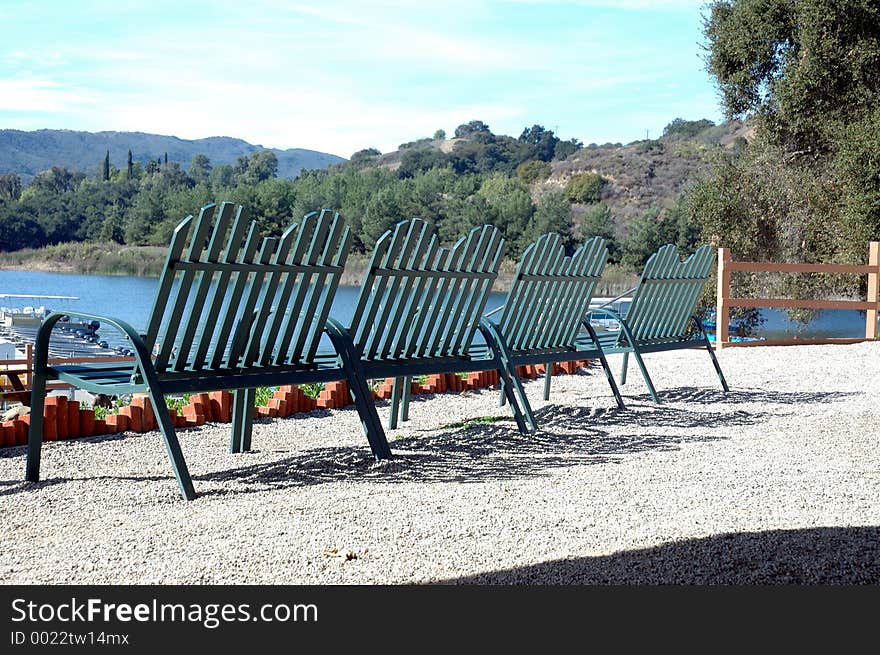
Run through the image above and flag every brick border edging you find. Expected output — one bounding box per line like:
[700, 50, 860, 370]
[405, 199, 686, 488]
[0, 361, 593, 447]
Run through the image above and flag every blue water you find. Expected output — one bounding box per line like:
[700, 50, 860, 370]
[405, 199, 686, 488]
[0, 269, 508, 350]
[0, 269, 873, 346]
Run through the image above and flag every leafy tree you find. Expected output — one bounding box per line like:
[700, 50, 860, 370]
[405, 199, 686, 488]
[516, 160, 552, 185]
[0, 173, 22, 201]
[553, 138, 582, 161]
[694, 0, 880, 296]
[0, 211, 45, 251]
[209, 164, 234, 188]
[518, 124, 558, 162]
[623, 198, 699, 268]
[454, 120, 492, 139]
[99, 205, 125, 244]
[478, 173, 534, 254]
[349, 148, 380, 168]
[189, 154, 211, 184]
[433, 129, 446, 140]
[565, 172, 607, 204]
[398, 148, 450, 178]
[663, 118, 715, 139]
[527, 190, 576, 251]
[579, 203, 618, 261]
[102, 150, 110, 181]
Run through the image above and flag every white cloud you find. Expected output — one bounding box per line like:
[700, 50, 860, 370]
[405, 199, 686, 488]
[0, 78, 90, 113]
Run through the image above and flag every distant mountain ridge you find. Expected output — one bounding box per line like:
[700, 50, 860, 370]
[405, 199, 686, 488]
[0, 129, 346, 182]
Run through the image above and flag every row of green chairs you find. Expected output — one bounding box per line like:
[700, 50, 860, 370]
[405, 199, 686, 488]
[25, 202, 727, 500]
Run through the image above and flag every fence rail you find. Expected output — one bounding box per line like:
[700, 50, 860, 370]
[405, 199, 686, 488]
[1, 345, 134, 403]
[715, 241, 880, 348]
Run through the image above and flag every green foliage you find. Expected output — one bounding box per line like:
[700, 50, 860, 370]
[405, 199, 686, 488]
[663, 118, 716, 139]
[1, 120, 627, 261]
[189, 154, 211, 184]
[433, 129, 446, 140]
[528, 190, 576, 251]
[516, 160, 551, 184]
[622, 197, 700, 269]
[565, 172, 607, 203]
[254, 386, 276, 407]
[454, 120, 492, 139]
[694, 0, 880, 302]
[553, 138, 582, 161]
[704, 0, 880, 150]
[0, 172, 22, 201]
[578, 203, 618, 261]
[298, 383, 325, 399]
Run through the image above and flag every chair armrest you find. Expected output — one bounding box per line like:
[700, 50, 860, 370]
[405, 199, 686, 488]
[584, 306, 624, 322]
[35, 311, 154, 379]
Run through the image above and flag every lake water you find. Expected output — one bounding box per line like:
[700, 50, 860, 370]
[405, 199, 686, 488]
[0, 269, 874, 348]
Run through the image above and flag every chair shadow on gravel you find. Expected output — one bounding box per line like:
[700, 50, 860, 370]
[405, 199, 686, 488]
[434, 526, 880, 584]
[194, 397, 764, 496]
[634, 387, 861, 406]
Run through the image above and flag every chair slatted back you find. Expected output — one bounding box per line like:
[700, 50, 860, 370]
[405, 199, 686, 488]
[621, 244, 715, 343]
[144, 203, 351, 373]
[349, 219, 504, 361]
[498, 234, 607, 351]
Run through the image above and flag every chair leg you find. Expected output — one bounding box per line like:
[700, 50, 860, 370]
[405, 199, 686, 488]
[620, 352, 629, 385]
[692, 316, 730, 392]
[543, 362, 552, 401]
[629, 345, 660, 403]
[497, 362, 536, 433]
[148, 389, 197, 501]
[25, 368, 48, 483]
[324, 317, 392, 460]
[347, 370, 393, 459]
[400, 376, 411, 422]
[581, 322, 625, 410]
[388, 377, 402, 430]
[231, 388, 255, 453]
[498, 381, 507, 407]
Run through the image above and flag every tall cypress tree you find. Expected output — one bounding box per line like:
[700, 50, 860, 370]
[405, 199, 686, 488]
[102, 150, 110, 181]
[164, 152, 168, 166]
[127, 149, 133, 179]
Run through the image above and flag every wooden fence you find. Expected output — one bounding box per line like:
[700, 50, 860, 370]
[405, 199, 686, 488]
[0, 345, 135, 403]
[715, 241, 880, 348]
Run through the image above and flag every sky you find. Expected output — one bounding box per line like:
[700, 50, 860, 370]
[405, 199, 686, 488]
[0, 0, 722, 159]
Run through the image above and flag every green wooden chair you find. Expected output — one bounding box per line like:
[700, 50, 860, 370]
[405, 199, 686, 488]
[26, 202, 392, 500]
[388, 232, 625, 430]
[330, 217, 538, 434]
[487, 232, 624, 409]
[577, 244, 729, 402]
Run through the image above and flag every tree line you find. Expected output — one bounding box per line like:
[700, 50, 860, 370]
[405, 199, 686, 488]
[0, 120, 697, 270]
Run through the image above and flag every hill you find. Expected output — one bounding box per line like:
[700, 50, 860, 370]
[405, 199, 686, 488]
[0, 129, 345, 183]
[362, 120, 749, 239]
[548, 120, 750, 236]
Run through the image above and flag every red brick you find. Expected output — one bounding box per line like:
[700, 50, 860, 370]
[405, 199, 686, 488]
[128, 405, 145, 432]
[67, 401, 80, 438]
[80, 409, 95, 436]
[43, 402, 57, 441]
[13, 419, 27, 445]
[1, 423, 13, 447]
[105, 413, 129, 433]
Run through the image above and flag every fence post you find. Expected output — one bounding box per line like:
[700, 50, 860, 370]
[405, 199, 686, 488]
[868, 241, 879, 340]
[716, 247, 731, 348]
[25, 343, 33, 388]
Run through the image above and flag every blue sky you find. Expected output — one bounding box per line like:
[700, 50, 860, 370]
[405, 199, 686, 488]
[0, 0, 721, 158]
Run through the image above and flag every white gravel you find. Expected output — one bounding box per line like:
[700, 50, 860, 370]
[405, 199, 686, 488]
[2, 342, 879, 584]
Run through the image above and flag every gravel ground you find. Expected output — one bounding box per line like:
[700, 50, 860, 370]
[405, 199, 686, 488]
[2, 342, 879, 584]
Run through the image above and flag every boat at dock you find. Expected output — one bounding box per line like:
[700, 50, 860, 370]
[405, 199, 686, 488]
[0, 294, 127, 359]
